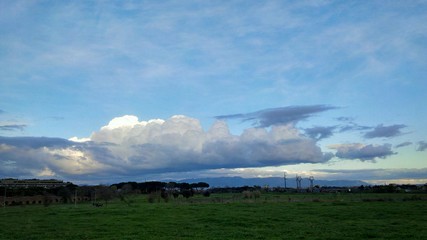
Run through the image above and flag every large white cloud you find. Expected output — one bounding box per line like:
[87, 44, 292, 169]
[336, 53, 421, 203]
[1, 115, 333, 182]
[87, 115, 334, 173]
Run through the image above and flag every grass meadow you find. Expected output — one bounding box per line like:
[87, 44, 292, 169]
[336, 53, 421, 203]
[1, 193, 426, 239]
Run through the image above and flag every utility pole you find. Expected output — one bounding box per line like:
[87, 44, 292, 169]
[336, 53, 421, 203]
[309, 176, 314, 192]
[283, 171, 287, 189]
[3, 186, 6, 208]
[74, 189, 77, 207]
[296, 175, 302, 192]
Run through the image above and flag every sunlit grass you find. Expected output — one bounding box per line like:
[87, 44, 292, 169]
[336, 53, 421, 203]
[1, 193, 426, 239]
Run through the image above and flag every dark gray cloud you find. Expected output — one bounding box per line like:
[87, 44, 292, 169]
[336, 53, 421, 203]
[331, 143, 395, 161]
[417, 141, 427, 151]
[364, 124, 406, 138]
[0, 136, 72, 148]
[0, 124, 27, 131]
[395, 141, 412, 148]
[216, 105, 337, 127]
[335, 117, 371, 132]
[304, 126, 336, 141]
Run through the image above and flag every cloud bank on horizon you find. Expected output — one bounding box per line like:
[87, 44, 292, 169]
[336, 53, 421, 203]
[0, 107, 329, 181]
[1, 105, 423, 183]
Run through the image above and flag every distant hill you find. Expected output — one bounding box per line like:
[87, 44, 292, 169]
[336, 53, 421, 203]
[180, 177, 368, 188]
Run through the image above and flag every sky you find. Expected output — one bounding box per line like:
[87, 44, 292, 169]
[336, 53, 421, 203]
[1, 0, 426, 185]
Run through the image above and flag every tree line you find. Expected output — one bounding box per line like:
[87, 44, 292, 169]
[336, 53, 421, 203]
[111, 181, 209, 194]
[1, 181, 211, 206]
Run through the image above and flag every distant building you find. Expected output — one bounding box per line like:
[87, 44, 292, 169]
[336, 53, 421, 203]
[0, 178, 67, 189]
[3, 195, 63, 206]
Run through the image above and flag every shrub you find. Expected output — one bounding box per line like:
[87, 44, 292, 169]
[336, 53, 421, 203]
[242, 190, 261, 199]
[253, 190, 261, 199]
[161, 190, 169, 202]
[242, 190, 251, 199]
[182, 189, 194, 199]
[43, 199, 51, 207]
[148, 192, 160, 203]
[403, 195, 422, 201]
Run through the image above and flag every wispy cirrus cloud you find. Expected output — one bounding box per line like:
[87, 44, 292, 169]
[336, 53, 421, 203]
[0, 109, 27, 132]
[216, 105, 337, 127]
[395, 141, 412, 149]
[339, 123, 372, 133]
[335, 116, 372, 132]
[0, 124, 27, 131]
[336, 117, 353, 122]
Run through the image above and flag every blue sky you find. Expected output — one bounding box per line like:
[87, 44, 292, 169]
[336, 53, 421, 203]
[1, 0, 426, 184]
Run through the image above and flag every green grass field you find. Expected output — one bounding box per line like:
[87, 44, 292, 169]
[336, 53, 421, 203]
[1, 193, 426, 239]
